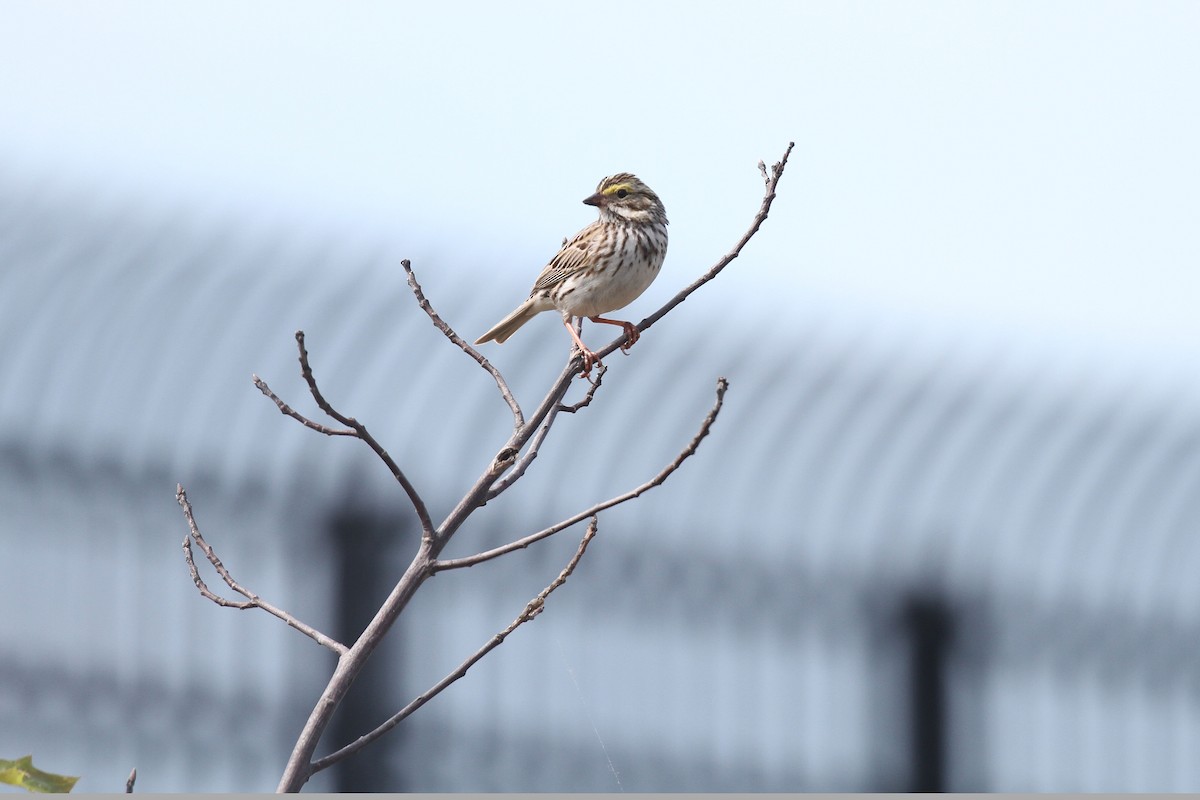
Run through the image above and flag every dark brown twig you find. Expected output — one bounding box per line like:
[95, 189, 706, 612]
[401, 259, 524, 429]
[177, 485, 348, 656]
[434, 377, 728, 572]
[310, 516, 600, 776]
[293, 331, 436, 538]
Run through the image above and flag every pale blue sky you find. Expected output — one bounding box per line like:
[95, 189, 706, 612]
[3, 1, 1199, 368]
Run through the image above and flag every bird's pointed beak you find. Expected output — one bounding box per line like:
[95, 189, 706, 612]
[582, 191, 603, 207]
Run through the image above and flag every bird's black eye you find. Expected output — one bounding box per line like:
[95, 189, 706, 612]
[616, 188, 629, 198]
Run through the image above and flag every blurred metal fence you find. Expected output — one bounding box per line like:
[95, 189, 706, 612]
[1, 175, 1198, 791]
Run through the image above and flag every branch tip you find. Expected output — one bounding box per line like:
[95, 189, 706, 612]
[176, 480, 348, 653]
[402, 258, 524, 427]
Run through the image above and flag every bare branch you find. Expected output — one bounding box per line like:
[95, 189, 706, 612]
[181, 532, 252, 609]
[401, 259, 524, 428]
[124, 768, 136, 793]
[276, 144, 791, 791]
[294, 331, 353, 427]
[293, 331, 436, 538]
[484, 357, 605, 501]
[558, 362, 606, 413]
[485, 406, 558, 501]
[177, 485, 349, 656]
[494, 359, 581, 470]
[430, 355, 580, 549]
[435, 377, 728, 572]
[310, 516, 600, 777]
[253, 374, 356, 436]
[485, 356, 603, 500]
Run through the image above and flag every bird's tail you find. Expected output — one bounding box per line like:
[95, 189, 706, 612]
[474, 297, 542, 345]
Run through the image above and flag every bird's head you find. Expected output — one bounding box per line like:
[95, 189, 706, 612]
[583, 173, 668, 226]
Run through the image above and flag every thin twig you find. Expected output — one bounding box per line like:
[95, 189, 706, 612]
[181, 533, 253, 609]
[430, 355, 580, 549]
[177, 485, 349, 656]
[558, 362, 606, 413]
[294, 331, 353, 426]
[484, 354, 605, 500]
[401, 259, 524, 428]
[485, 388, 571, 501]
[435, 378, 728, 572]
[293, 331, 436, 538]
[254, 374, 356, 436]
[124, 768, 136, 793]
[310, 516, 600, 776]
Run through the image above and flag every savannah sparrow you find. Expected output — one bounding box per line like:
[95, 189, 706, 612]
[474, 173, 669, 377]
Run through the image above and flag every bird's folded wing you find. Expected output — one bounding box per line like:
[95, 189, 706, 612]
[530, 233, 594, 292]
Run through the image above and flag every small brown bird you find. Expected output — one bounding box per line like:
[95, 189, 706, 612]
[474, 173, 669, 376]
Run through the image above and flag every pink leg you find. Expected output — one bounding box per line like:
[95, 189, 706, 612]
[562, 318, 600, 377]
[589, 316, 640, 353]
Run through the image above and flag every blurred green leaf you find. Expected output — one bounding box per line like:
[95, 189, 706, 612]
[0, 756, 78, 793]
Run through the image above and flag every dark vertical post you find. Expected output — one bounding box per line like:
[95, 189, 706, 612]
[903, 594, 953, 792]
[328, 506, 406, 792]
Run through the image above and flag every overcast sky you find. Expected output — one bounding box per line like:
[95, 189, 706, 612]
[3, 1, 1199, 372]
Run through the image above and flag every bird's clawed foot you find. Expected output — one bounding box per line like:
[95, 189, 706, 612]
[578, 346, 602, 381]
[618, 322, 639, 354]
[564, 316, 643, 379]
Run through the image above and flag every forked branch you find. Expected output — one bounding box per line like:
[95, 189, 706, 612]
[253, 332, 436, 539]
[309, 516, 600, 776]
[254, 374, 355, 437]
[177, 484, 348, 656]
[434, 377, 728, 572]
